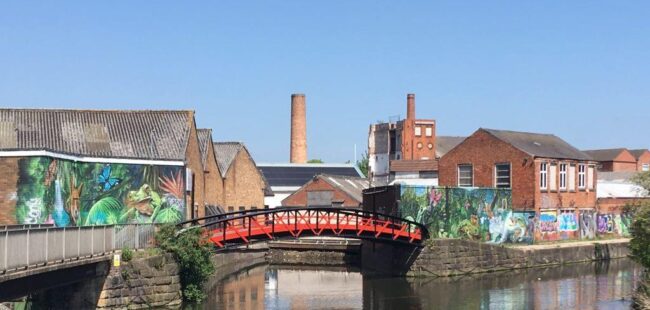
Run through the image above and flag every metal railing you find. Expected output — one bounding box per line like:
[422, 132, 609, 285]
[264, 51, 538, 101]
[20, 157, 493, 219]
[1, 226, 114, 274]
[0, 224, 55, 231]
[114, 224, 159, 250]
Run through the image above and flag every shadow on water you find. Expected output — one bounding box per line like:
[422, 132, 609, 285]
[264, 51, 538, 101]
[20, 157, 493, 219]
[199, 258, 642, 310]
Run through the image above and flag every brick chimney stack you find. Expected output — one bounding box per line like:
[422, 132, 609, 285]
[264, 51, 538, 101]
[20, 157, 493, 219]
[406, 93, 415, 120]
[290, 93, 307, 163]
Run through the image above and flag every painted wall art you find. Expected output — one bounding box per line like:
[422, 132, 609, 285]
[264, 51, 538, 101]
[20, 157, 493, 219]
[398, 186, 533, 244]
[558, 210, 579, 240]
[538, 211, 558, 241]
[2, 156, 186, 227]
[598, 213, 632, 237]
[579, 210, 597, 240]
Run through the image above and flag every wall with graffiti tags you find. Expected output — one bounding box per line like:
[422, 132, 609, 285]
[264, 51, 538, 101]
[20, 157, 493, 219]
[398, 186, 535, 244]
[0, 156, 186, 227]
[597, 213, 632, 237]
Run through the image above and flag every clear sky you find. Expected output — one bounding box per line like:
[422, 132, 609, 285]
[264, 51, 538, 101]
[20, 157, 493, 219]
[1, 1, 648, 163]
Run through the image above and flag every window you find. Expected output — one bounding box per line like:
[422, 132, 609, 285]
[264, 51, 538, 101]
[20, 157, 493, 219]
[540, 162, 548, 190]
[307, 191, 333, 207]
[578, 164, 586, 189]
[228, 206, 234, 212]
[643, 164, 649, 172]
[568, 164, 576, 191]
[425, 127, 433, 137]
[560, 164, 566, 191]
[588, 165, 595, 189]
[549, 164, 557, 191]
[415, 126, 422, 136]
[458, 165, 473, 187]
[495, 163, 511, 188]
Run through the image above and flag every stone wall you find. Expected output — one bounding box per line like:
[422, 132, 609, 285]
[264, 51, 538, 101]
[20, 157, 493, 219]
[409, 239, 630, 277]
[97, 254, 182, 309]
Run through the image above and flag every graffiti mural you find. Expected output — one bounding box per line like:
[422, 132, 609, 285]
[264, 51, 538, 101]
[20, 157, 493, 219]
[598, 213, 632, 237]
[558, 210, 579, 240]
[538, 211, 558, 241]
[398, 186, 534, 244]
[6, 156, 186, 227]
[579, 210, 596, 240]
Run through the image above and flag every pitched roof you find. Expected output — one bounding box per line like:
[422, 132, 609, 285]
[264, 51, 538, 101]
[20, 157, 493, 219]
[0, 108, 193, 161]
[435, 136, 466, 158]
[482, 128, 592, 161]
[212, 142, 245, 178]
[258, 163, 364, 188]
[629, 149, 650, 160]
[390, 159, 438, 172]
[319, 174, 369, 202]
[582, 148, 629, 162]
[196, 129, 213, 170]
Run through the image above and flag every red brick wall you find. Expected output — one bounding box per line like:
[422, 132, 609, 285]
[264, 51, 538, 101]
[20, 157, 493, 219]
[439, 129, 535, 210]
[401, 119, 436, 161]
[281, 178, 361, 207]
[0, 157, 19, 224]
[598, 197, 650, 214]
[637, 151, 650, 171]
[185, 115, 206, 219]
[203, 144, 224, 207]
[222, 149, 266, 211]
[535, 158, 598, 210]
[611, 161, 638, 172]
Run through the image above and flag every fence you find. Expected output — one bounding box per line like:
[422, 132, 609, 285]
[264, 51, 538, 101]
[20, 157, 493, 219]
[114, 224, 159, 250]
[0, 224, 55, 231]
[1, 226, 114, 274]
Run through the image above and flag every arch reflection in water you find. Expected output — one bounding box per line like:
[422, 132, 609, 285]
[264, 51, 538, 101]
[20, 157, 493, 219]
[204, 259, 641, 310]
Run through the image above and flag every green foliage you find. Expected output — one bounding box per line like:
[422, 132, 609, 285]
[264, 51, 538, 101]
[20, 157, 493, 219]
[84, 197, 124, 225]
[121, 246, 134, 262]
[356, 151, 369, 177]
[307, 159, 324, 163]
[630, 172, 650, 268]
[156, 224, 215, 303]
[153, 207, 183, 224]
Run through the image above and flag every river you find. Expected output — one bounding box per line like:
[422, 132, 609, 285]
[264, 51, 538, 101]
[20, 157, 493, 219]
[201, 258, 642, 309]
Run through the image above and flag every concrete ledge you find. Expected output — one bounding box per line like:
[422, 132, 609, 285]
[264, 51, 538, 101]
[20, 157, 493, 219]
[0, 253, 112, 283]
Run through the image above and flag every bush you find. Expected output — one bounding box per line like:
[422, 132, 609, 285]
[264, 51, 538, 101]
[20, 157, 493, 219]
[121, 246, 134, 262]
[630, 202, 650, 268]
[155, 224, 215, 303]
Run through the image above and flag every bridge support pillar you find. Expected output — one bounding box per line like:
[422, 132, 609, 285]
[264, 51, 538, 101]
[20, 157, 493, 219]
[360, 240, 422, 276]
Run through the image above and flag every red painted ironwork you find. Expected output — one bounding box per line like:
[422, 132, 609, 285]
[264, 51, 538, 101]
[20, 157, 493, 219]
[180, 207, 428, 248]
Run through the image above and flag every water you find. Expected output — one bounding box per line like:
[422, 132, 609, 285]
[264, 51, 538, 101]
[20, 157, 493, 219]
[202, 259, 643, 309]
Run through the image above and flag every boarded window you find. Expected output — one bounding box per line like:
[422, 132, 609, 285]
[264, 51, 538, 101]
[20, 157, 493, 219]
[307, 191, 334, 207]
[425, 127, 433, 137]
[568, 165, 576, 191]
[588, 165, 595, 189]
[495, 163, 511, 188]
[549, 164, 557, 191]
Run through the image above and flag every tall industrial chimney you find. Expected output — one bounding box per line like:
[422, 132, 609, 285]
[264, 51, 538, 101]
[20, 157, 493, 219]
[406, 93, 415, 119]
[290, 93, 307, 163]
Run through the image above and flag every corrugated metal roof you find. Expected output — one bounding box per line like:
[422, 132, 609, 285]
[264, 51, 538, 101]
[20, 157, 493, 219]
[320, 174, 369, 202]
[482, 128, 592, 161]
[0, 109, 193, 161]
[435, 136, 465, 158]
[258, 163, 363, 187]
[390, 159, 438, 172]
[582, 148, 630, 162]
[213, 142, 244, 178]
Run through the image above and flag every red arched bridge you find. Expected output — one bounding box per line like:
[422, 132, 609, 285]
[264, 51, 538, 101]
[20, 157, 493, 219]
[179, 207, 428, 248]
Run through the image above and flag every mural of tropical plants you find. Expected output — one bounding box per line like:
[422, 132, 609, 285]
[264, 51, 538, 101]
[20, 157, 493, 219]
[13, 157, 186, 227]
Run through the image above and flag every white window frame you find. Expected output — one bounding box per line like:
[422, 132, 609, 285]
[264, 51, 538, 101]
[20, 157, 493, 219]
[494, 163, 511, 188]
[578, 164, 586, 189]
[415, 126, 422, 136]
[425, 127, 433, 137]
[458, 164, 473, 187]
[643, 163, 649, 172]
[540, 162, 548, 190]
[559, 163, 569, 192]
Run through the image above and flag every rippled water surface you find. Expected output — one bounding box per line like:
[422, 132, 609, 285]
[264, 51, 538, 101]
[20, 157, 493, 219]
[201, 258, 642, 309]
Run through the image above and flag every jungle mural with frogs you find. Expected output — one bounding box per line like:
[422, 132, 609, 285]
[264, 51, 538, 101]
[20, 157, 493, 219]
[5, 156, 185, 227]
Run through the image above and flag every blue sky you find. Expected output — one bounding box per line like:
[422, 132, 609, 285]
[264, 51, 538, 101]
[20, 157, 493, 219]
[1, 1, 648, 163]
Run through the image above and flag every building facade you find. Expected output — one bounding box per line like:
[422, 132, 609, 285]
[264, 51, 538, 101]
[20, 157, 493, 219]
[630, 149, 650, 172]
[197, 129, 224, 207]
[281, 174, 368, 208]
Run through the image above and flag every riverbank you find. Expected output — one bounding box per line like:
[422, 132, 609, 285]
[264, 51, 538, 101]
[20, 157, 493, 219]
[408, 238, 630, 277]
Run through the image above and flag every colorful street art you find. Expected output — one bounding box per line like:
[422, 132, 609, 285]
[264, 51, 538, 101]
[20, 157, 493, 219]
[8, 156, 186, 227]
[538, 211, 558, 241]
[579, 210, 596, 240]
[598, 213, 632, 237]
[558, 211, 578, 231]
[398, 186, 534, 244]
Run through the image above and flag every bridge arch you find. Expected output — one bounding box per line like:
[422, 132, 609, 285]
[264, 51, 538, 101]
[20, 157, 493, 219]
[179, 207, 428, 248]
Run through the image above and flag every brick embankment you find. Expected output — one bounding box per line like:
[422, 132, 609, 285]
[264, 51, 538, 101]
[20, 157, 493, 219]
[409, 239, 630, 277]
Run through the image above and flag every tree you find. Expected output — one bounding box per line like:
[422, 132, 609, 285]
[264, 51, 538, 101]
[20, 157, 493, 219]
[307, 159, 324, 164]
[630, 171, 650, 268]
[356, 151, 369, 177]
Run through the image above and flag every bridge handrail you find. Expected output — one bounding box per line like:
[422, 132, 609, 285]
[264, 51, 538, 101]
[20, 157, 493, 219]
[1, 225, 115, 275]
[179, 207, 429, 239]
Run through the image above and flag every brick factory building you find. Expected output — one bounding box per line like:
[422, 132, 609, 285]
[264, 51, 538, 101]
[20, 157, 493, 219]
[197, 129, 225, 208]
[583, 148, 639, 172]
[439, 128, 598, 212]
[0, 108, 215, 226]
[630, 149, 650, 172]
[213, 142, 272, 213]
[281, 174, 369, 208]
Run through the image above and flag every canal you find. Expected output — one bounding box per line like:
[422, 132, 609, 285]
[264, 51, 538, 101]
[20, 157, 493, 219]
[200, 258, 642, 309]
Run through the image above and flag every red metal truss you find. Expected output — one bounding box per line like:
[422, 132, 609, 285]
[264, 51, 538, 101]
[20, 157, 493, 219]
[181, 207, 428, 248]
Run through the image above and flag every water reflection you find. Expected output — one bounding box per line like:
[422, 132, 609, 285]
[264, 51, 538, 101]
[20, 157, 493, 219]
[202, 259, 642, 310]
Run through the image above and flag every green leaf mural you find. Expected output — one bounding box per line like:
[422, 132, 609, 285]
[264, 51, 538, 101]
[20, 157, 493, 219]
[154, 207, 183, 224]
[85, 197, 124, 225]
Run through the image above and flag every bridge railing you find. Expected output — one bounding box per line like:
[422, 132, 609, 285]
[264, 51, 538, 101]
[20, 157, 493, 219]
[114, 224, 159, 250]
[1, 225, 115, 274]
